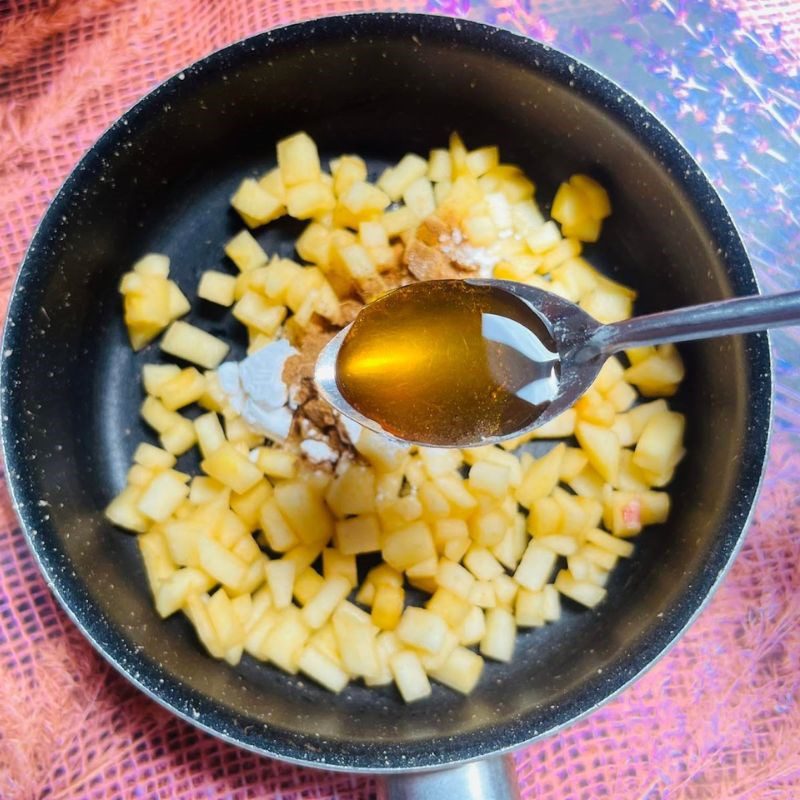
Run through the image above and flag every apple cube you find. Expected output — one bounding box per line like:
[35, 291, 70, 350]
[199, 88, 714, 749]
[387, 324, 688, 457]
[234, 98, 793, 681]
[325, 464, 376, 517]
[136, 470, 189, 522]
[334, 514, 381, 556]
[390, 650, 431, 703]
[382, 521, 436, 572]
[463, 546, 505, 581]
[633, 411, 686, 475]
[201, 441, 262, 494]
[138, 530, 175, 595]
[263, 607, 310, 674]
[301, 575, 351, 629]
[265, 559, 295, 609]
[575, 421, 620, 484]
[371, 584, 404, 631]
[274, 481, 334, 544]
[554, 569, 606, 608]
[161, 321, 229, 369]
[480, 607, 516, 662]
[516, 443, 564, 508]
[277, 131, 321, 187]
[106, 485, 149, 533]
[198, 270, 237, 307]
[514, 541, 558, 591]
[197, 535, 247, 591]
[332, 607, 380, 679]
[231, 178, 284, 227]
[298, 646, 349, 693]
[426, 587, 471, 629]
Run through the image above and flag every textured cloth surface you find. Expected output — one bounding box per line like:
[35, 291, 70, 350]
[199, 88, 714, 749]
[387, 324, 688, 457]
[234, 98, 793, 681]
[1, 1, 799, 798]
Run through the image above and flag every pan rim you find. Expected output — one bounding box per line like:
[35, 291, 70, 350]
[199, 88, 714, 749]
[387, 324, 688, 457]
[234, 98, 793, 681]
[0, 11, 773, 772]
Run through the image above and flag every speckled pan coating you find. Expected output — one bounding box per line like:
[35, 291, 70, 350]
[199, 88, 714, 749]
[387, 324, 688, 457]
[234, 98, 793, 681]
[0, 13, 772, 772]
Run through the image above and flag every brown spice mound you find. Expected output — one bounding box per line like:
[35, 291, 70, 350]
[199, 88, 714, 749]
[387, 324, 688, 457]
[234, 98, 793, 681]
[281, 321, 359, 466]
[282, 326, 334, 390]
[338, 297, 365, 324]
[353, 275, 389, 303]
[416, 215, 450, 246]
[404, 239, 464, 281]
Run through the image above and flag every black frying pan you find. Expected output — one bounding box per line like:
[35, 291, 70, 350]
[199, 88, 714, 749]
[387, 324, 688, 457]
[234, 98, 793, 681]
[0, 13, 772, 799]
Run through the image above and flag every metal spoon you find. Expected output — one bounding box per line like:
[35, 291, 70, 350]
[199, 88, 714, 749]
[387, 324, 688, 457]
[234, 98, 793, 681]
[315, 279, 800, 448]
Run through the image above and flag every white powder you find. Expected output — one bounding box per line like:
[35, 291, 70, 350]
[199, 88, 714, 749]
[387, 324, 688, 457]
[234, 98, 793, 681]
[217, 339, 298, 443]
[300, 439, 337, 463]
[243, 400, 293, 442]
[217, 361, 245, 414]
[439, 226, 503, 279]
[239, 338, 295, 409]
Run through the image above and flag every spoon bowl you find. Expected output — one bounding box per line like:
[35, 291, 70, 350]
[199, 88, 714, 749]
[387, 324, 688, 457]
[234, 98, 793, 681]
[315, 279, 604, 447]
[316, 279, 800, 448]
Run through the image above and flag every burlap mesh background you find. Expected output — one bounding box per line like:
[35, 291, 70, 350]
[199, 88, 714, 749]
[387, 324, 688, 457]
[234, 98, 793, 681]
[1, 1, 799, 798]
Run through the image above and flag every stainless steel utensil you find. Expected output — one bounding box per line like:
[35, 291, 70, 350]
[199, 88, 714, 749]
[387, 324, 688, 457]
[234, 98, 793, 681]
[316, 280, 796, 447]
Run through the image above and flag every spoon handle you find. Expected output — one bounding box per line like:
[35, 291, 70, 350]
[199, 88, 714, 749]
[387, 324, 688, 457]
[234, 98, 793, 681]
[587, 289, 800, 357]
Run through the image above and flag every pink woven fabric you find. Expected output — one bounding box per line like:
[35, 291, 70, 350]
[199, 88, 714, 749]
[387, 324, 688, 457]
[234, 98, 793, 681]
[1, 2, 799, 798]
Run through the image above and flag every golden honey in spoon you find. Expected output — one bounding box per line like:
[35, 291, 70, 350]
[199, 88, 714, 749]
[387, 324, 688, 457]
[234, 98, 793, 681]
[335, 280, 561, 446]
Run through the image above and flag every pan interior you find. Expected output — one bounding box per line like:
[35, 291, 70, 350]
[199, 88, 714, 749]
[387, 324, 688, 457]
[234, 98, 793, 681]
[1, 15, 770, 770]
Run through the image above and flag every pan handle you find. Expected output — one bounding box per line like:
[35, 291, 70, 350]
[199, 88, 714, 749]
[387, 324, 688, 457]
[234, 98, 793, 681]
[376, 754, 520, 800]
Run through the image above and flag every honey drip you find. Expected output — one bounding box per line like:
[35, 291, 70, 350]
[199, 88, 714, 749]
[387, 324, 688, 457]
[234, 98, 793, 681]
[336, 281, 560, 445]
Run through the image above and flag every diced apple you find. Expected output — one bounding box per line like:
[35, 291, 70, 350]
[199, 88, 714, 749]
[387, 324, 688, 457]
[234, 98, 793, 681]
[254, 448, 297, 479]
[265, 559, 295, 609]
[436, 559, 475, 600]
[201, 441, 263, 494]
[383, 521, 436, 572]
[332, 607, 380, 679]
[325, 464, 376, 517]
[160, 418, 197, 456]
[138, 530, 175, 594]
[155, 567, 213, 618]
[516, 443, 565, 508]
[426, 587, 471, 629]
[514, 541, 557, 591]
[463, 546, 505, 581]
[231, 178, 284, 226]
[429, 646, 483, 694]
[207, 588, 245, 650]
[263, 607, 310, 674]
[274, 481, 334, 544]
[298, 645, 349, 693]
[554, 569, 606, 608]
[480, 607, 516, 662]
[371, 584, 404, 631]
[155, 367, 206, 411]
[299, 574, 350, 630]
[575, 421, 620, 484]
[334, 514, 381, 555]
[468, 461, 511, 498]
[198, 271, 237, 306]
[322, 548, 357, 587]
[515, 589, 545, 627]
[390, 650, 431, 703]
[106, 485, 149, 533]
[277, 131, 321, 187]
[259, 498, 300, 552]
[161, 321, 229, 369]
[633, 411, 686, 476]
[225, 229, 269, 272]
[197, 535, 247, 591]
[136, 470, 189, 522]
